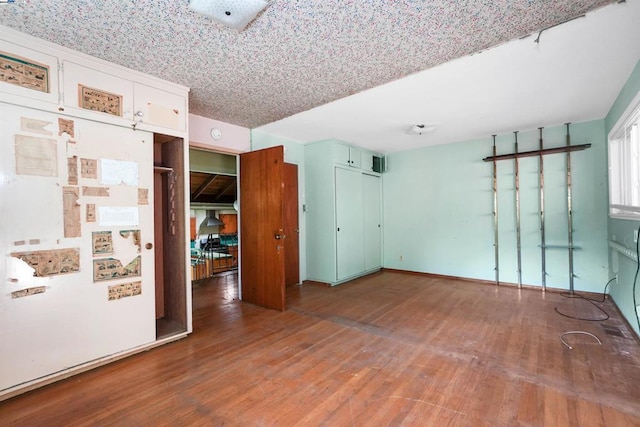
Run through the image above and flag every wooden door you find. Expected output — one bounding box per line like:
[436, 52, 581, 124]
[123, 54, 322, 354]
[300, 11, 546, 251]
[284, 163, 300, 287]
[239, 146, 286, 311]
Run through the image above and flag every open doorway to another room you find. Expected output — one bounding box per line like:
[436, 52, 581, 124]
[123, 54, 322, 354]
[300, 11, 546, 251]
[188, 148, 238, 284]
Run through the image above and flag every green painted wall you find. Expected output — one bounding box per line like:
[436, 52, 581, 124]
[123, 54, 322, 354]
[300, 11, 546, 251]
[605, 59, 640, 336]
[383, 120, 609, 293]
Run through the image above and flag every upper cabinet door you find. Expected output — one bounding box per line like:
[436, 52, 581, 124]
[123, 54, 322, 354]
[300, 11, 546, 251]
[0, 40, 59, 105]
[133, 83, 187, 132]
[62, 60, 134, 120]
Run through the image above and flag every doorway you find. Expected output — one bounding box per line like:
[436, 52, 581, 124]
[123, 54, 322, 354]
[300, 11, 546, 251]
[188, 148, 239, 286]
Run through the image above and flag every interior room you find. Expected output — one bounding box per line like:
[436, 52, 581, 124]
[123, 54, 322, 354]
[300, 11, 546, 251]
[1, 1, 639, 424]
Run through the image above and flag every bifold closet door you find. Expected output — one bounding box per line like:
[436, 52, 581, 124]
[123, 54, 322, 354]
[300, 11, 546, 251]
[363, 174, 382, 271]
[335, 167, 364, 281]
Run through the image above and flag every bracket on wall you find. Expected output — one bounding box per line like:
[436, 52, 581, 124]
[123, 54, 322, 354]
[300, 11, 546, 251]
[482, 143, 591, 162]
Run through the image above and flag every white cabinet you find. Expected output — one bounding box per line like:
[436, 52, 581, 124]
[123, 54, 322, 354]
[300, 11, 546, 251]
[133, 82, 187, 132]
[305, 140, 383, 285]
[333, 143, 362, 168]
[0, 24, 190, 397]
[1, 29, 188, 134]
[0, 40, 60, 105]
[62, 60, 134, 119]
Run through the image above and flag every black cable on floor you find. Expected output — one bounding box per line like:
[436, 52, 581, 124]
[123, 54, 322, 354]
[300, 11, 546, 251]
[633, 224, 640, 333]
[554, 279, 612, 322]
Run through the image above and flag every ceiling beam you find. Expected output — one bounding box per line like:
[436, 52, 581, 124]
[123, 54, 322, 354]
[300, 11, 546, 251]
[192, 175, 219, 200]
[212, 178, 237, 202]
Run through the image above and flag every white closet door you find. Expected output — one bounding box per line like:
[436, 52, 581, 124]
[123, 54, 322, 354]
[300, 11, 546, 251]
[0, 103, 155, 390]
[335, 167, 364, 281]
[363, 174, 382, 271]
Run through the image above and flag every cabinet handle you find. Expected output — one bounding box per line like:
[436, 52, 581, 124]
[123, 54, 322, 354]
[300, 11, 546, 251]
[135, 111, 144, 118]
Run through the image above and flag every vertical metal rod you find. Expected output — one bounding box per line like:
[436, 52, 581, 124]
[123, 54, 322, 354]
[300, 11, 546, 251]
[539, 127, 546, 292]
[566, 123, 575, 295]
[492, 135, 499, 286]
[514, 131, 522, 289]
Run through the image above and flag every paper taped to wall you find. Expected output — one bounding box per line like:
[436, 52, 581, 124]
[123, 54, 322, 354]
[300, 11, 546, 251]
[15, 135, 57, 177]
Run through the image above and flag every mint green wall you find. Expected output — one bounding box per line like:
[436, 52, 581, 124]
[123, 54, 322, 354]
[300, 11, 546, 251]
[250, 129, 307, 281]
[383, 120, 609, 293]
[605, 59, 640, 336]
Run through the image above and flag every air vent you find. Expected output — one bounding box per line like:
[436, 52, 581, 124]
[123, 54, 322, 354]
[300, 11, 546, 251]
[601, 324, 624, 338]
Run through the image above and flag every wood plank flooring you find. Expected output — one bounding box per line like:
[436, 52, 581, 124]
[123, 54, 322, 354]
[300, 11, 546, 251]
[1, 271, 640, 426]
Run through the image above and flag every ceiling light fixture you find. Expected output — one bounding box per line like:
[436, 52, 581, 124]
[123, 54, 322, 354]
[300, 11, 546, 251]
[407, 124, 437, 135]
[189, 0, 268, 31]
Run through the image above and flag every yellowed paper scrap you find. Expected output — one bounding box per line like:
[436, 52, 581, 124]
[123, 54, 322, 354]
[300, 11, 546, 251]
[0, 52, 49, 93]
[11, 248, 80, 277]
[15, 135, 57, 177]
[11, 286, 47, 299]
[82, 186, 109, 197]
[79, 85, 122, 117]
[108, 281, 141, 301]
[86, 203, 96, 222]
[93, 256, 141, 282]
[67, 156, 78, 185]
[80, 158, 97, 179]
[63, 186, 81, 238]
[138, 188, 149, 205]
[92, 231, 113, 255]
[58, 118, 75, 138]
[148, 103, 180, 130]
[20, 117, 52, 135]
[119, 230, 141, 250]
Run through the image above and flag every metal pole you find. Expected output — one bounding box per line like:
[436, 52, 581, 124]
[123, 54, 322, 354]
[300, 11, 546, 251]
[566, 123, 575, 295]
[492, 135, 499, 286]
[539, 128, 546, 292]
[514, 131, 522, 289]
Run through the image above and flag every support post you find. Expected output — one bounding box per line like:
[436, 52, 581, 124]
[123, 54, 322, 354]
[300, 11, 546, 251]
[566, 123, 575, 294]
[539, 128, 546, 292]
[514, 131, 522, 289]
[492, 135, 499, 286]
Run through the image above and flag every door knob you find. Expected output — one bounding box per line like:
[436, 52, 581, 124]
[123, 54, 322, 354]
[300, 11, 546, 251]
[275, 234, 286, 240]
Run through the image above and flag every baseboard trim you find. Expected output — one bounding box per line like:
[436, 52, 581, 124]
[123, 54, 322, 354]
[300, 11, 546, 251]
[0, 332, 188, 402]
[381, 268, 606, 299]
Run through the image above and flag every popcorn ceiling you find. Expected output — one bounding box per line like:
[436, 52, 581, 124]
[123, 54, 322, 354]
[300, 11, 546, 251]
[0, 0, 617, 128]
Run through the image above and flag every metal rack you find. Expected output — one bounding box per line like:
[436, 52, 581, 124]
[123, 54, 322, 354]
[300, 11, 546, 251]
[483, 124, 591, 291]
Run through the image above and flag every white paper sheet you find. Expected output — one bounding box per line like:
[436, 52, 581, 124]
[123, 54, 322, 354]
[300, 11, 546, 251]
[100, 158, 138, 186]
[98, 207, 139, 226]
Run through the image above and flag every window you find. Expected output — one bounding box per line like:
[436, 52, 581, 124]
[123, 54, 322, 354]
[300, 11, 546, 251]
[609, 92, 640, 219]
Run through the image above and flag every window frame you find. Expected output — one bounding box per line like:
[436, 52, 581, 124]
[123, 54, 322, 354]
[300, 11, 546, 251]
[608, 89, 640, 220]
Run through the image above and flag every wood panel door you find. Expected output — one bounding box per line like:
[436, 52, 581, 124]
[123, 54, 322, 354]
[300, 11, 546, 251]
[239, 146, 286, 311]
[284, 163, 300, 287]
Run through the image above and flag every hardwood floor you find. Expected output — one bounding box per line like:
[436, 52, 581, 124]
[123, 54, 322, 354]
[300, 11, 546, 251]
[1, 271, 640, 426]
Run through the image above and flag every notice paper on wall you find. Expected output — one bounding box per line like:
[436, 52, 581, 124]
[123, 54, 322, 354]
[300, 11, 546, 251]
[100, 158, 138, 186]
[15, 135, 57, 177]
[98, 207, 139, 227]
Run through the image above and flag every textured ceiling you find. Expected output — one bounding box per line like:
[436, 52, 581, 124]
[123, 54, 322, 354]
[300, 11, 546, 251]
[0, 0, 619, 129]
